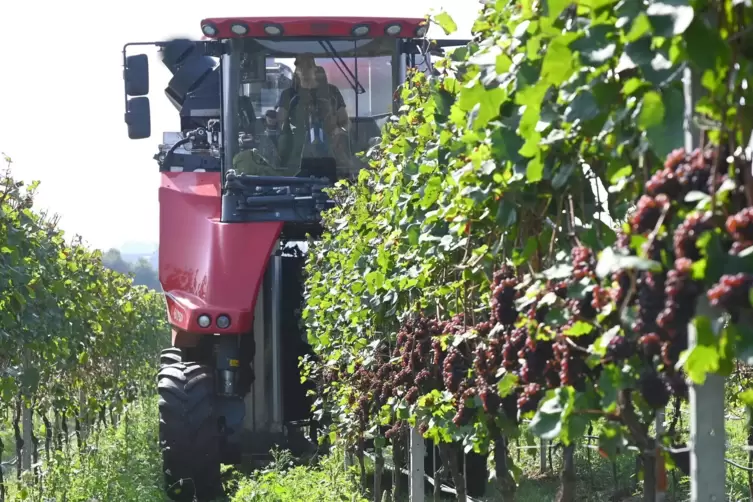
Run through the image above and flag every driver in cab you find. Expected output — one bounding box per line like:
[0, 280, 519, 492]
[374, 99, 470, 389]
[276, 53, 352, 172]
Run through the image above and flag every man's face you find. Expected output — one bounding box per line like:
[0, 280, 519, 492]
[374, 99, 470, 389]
[295, 56, 316, 83]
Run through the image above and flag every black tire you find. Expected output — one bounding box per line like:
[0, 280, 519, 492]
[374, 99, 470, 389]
[160, 347, 184, 366]
[158, 360, 222, 501]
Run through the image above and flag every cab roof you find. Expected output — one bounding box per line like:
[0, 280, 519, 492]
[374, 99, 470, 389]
[200, 16, 427, 39]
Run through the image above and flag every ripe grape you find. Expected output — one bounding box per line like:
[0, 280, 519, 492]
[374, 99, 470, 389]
[674, 212, 711, 261]
[491, 276, 519, 325]
[605, 335, 634, 361]
[630, 195, 667, 234]
[634, 271, 666, 336]
[657, 258, 700, 338]
[405, 386, 419, 404]
[517, 383, 543, 414]
[707, 273, 753, 315]
[385, 421, 403, 440]
[638, 333, 662, 360]
[646, 167, 682, 198]
[572, 246, 595, 280]
[638, 370, 670, 409]
[727, 208, 753, 242]
[665, 148, 687, 170]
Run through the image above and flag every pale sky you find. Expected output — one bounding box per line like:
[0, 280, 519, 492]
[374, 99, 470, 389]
[0, 1, 480, 251]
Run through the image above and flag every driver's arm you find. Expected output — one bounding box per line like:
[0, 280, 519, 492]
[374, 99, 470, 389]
[331, 86, 349, 132]
[275, 89, 291, 131]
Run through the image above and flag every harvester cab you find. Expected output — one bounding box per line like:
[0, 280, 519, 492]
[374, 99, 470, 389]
[121, 16, 467, 501]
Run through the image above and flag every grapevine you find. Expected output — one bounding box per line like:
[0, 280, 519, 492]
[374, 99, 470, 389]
[299, 0, 753, 497]
[0, 157, 167, 471]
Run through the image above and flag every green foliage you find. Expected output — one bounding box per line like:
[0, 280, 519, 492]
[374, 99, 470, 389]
[0, 156, 167, 426]
[301, 0, 753, 486]
[229, 449, 368, 502]
[6, 398, 164, 501]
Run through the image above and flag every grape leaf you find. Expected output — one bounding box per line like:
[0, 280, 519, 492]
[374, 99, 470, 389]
[433, 11, 457, 35]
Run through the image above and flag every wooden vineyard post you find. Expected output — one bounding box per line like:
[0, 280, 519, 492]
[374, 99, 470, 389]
[655, 409, 667, 502]
[22, 402, 32, 472]
[683, 68, 726, 502]
[409, 426, 425, 502]
[540, 439, 547, 473]
[688, 306, 726, 501]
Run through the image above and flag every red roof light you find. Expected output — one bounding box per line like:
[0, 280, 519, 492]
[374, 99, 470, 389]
[199, 16, 426, 39]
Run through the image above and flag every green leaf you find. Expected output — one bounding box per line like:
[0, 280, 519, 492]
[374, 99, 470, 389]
[638, 91, 665, 129]
[679, 316, 719, 384]
[682, 345, 719, 384]
[541, 37, 575, 86]
[496, 199, 518, 226]
[564, 90, 601, 123]
[644, 87, 685, 161]
[684, 17, 730, 71]
[598, 365, 622, 412]
[458, 83, 507, 129]
[552, 163, 576, 190]
[529, 395, 563, 440]
[526, 155, 544, 183]
[497, 373, 519, 397]
[740, 389, 753, 408]
[433, 11, 457, 35]
[564, 321, 593, 336]
[544, 0, 570, 20]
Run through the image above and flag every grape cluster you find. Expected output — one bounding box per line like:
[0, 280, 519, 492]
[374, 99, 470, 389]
[646, 147, 722, 199]
[674, 213, 711, 261]
[491, 267, 520, 325]
[708, 273, 753, 319]
[631, 195, 668, 234]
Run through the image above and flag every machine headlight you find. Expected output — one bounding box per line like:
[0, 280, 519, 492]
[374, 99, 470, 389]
[197, 314, 212, 328]
[352, 24, 370, 37]
[231, 23, 249, 36]
[385, 23, 402, 36]
[216, 315, 231, 329]
[201, 23, 218, 37]
[264, 23, 283, 36]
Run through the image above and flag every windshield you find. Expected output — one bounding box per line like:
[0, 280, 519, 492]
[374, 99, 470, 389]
[227, 38, 397, 181]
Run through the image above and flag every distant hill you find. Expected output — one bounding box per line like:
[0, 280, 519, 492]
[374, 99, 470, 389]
[101, 244, 161, 291]
[119, 241, 159, 270]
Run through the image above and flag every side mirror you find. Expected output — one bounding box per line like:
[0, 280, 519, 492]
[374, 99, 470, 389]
[125, 97, 151, 139]
[125, 54, 149, 96]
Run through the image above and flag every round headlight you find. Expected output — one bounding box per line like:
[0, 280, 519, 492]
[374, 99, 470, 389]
[231, 23, 249, 36]
[197, 314, 212, 328]
[216, 315, 231, 329]
[415, 24, 427, 38]
[264, 23, 283, 36]
[352, 24, 370, 37]
[202, 23, 218, 37]
[385, 23, 402, 36]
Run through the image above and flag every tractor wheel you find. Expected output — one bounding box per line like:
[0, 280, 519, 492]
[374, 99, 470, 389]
[158, 360, 222, 501]
[160, 347, 184, 366]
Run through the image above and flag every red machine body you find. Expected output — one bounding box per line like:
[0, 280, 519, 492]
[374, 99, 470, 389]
[158, 171, 282, 343]
[159, 15, 427, 346]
